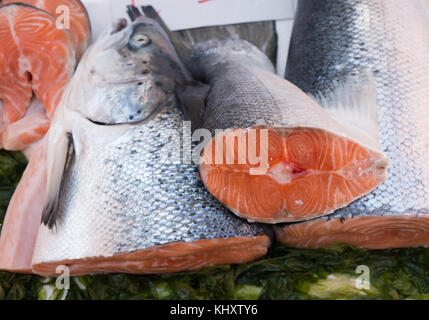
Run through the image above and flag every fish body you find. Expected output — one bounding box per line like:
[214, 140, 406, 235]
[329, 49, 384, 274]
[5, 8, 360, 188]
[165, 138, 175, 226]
[189, 39, 388, 223]
[29, 17, 270, 276]
[278, 0, 429, 248]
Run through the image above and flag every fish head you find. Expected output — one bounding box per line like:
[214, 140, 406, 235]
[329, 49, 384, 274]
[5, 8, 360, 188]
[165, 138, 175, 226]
[68, 16, 190, 125]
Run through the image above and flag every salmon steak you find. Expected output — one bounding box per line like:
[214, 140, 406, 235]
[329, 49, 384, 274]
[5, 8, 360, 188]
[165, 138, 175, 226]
[0, 3, 75, 126]
[200, 127, 386, 223]
[186, 39, 388, 224]
[0, 15, 271, 275]
[277, 0, 429, 249]
[1, 0, 91, 60]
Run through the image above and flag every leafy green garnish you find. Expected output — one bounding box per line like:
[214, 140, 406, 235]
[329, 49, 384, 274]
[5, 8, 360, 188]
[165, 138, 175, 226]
[0, 151, 428, 300]
[0, 151, 27, 225]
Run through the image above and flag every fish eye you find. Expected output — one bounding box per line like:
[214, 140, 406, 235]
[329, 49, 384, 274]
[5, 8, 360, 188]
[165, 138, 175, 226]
[129, 33, 151, 49]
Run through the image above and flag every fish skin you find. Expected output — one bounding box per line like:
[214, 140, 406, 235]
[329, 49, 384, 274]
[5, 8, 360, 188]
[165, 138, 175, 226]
[31, 17, 270, 273]
[189, 39, 387, 150]
[279, 0, 429, 247]
[286, 0, 429, 219]
[33, 104, 270, 266]
[188, 39, 388, 223]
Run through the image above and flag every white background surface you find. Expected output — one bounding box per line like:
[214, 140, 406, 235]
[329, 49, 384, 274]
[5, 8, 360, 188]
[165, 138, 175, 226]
[81, 0, 298, 76]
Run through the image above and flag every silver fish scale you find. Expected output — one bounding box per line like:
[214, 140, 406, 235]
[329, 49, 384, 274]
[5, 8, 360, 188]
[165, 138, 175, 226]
[190, 39, 281, 133]
[286, 0, 429, 219]
[32, 104, 268, 263]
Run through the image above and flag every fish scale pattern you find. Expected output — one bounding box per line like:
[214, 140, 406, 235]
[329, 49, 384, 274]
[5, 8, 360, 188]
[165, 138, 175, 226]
[32, 104, 268, 263]
[286, 0, 429, 219]
[190, 39, 279, 133]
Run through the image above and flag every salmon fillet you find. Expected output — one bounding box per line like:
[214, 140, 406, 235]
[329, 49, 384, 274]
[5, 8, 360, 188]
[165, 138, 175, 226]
[0, 3, 75, 123]
[32, 236, 270, 277]
[1, 0, 91, 60]
[0, 140, 46, 273]
[275, 217, 429, 249]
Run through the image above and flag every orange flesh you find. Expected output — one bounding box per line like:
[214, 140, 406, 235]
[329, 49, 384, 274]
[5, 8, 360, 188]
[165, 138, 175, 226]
[275, 216, 429, 249]
[200, 128, 387, 223]
[2, 0, 91, 60]
[0, 4, 75, 123]
[31, 236, 270, 277]
[1, 99, 50, 150]
[0, 141, 47, 273]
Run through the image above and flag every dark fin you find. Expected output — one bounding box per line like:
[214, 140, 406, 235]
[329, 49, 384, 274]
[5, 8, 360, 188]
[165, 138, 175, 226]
[142, 5, 193, 65]
[176, 81, 210, 129]
[41, 133, 75, 229]
[127, 5, 142, 22]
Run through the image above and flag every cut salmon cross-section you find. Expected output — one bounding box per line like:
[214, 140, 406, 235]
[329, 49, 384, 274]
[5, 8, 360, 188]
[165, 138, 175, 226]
[0, 3, 76, 123]
[1, 0, 91, 60]
[199, 127, 388, 223]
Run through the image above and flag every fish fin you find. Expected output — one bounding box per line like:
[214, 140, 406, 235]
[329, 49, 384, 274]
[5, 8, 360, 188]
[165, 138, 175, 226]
[176, 80, 210, 129]
[41, 132, 75, 229]
[127, 5, 142, 21]
[314, 71, 380, 145]
[142, 6, 193, 65]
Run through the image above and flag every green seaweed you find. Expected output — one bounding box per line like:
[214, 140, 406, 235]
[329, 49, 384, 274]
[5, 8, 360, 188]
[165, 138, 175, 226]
[0, 151, 428, 300]
[0, 150, 27, 225]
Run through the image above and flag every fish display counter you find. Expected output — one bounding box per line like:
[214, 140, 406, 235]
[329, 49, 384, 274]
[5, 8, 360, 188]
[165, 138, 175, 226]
[0, 0, 427, 301]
